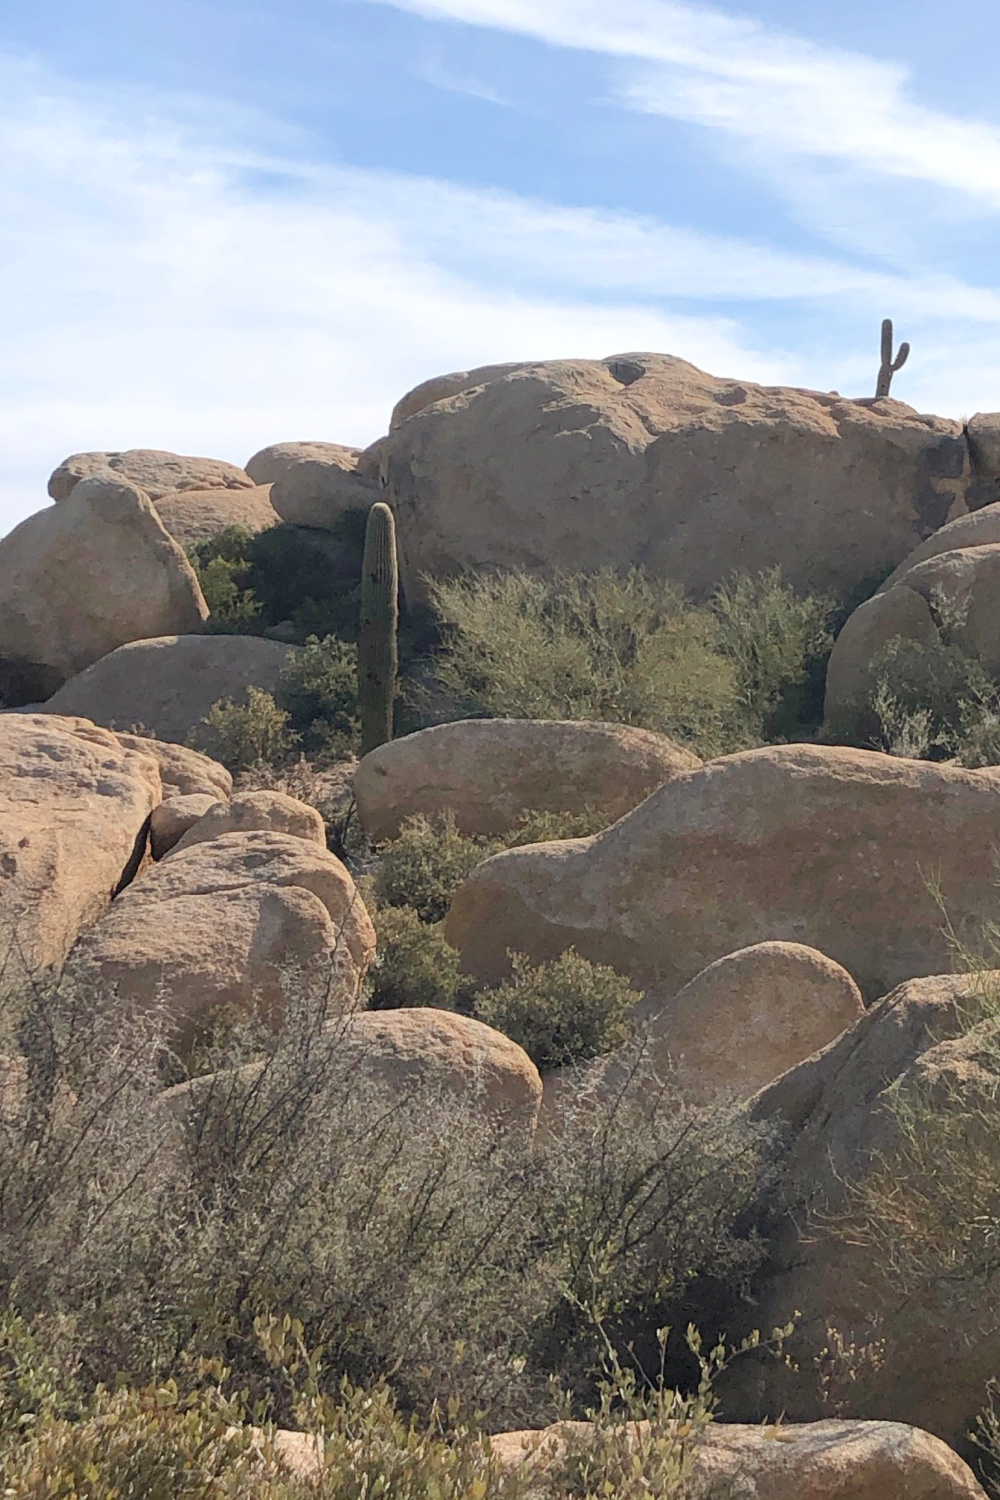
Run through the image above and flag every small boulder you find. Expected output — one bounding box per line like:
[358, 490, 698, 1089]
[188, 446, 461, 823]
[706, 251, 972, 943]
[0, 478, 208, 699]
[172, 790, 326, 853]
[40, 634, 297, 745]
[245, 441, 361, 485]
[354, 719, 701, 840]
[878, 499, 1000, 592]
[264, 444, 380, 529]
[150, 794, 220, 859]
[65, 831, 376, 1049]
[48, 448, 254, 502]
[112, 734, 232, 801]
[151, 485, 280, 546]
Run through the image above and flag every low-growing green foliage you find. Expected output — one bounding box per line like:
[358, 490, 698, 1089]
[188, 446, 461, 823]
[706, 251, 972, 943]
[276, 635, 360, 760]
[871, 636, 1000, 766]
[188, 686, 298, 773]
[371, 812, 503, 924]
[365, 903, 476, 1013]
[474, 949, 640, 1071]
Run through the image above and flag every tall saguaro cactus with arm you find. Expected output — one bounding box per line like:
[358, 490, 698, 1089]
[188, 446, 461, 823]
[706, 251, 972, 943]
[876, 319, 910, 399]
[358, 501, 399, 756]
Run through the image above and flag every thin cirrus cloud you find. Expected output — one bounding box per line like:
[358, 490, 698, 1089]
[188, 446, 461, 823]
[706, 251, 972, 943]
[369, 0, 1000, 208]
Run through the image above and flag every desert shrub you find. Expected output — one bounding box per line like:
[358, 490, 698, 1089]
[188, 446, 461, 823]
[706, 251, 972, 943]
[474, 950, 640, 1070]
[371, 813, 503, 924]
[870, 636, 1000, 766]
[248, 519, 365, 644]
[709, 567, 833, 741]
[188, 686, 298, 773]
[366, 904, 476, 1013]
[422, 567, 833, 756]
[188, 525, 261, 634]
[276, 635, 360, 760]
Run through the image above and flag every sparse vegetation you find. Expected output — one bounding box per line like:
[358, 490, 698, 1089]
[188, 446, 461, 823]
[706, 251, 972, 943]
[474, 949, 640, 1071]
[188, 685, 297, 772]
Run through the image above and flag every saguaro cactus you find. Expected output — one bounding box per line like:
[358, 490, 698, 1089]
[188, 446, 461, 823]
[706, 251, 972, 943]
[358, 501, 399, 756]
[876, 318, 910, 399]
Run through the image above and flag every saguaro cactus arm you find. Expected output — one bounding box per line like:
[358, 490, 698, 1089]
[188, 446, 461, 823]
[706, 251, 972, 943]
[358, 501, 399, 757]
[876, 319, 910, 399]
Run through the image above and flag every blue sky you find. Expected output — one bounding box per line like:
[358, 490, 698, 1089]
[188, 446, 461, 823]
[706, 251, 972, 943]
[3, 0, 1000, 532]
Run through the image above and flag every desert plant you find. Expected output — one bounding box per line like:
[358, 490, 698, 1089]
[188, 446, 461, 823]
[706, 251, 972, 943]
[875, 317, 910, 399]
[370, 812, 503, 924]
[474, 949, 640, 1070]
[869, 636, 1000, 765]
[277, 635, 360, 760]
[358, 502, 399, 756]
[188, 686, 298, 772]
[366, 904, 476, 1013]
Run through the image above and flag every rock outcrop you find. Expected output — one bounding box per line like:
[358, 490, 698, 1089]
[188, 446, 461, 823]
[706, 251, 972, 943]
[48, 448, 255, 502]
[65, 831, 375, 1048]
[368, 354, 971, 602]
[354, 719, 701, 840]
[247, 442, 379, 528]
[41, 635, 296, 745]
[150, 794, 220, 860]
[722, 973, 1000, 1448]
[0, 478, 208, 701]
[151, 485, 280, 546]
[111, 734, 232, 801]
[445, 744, 1000, 1000]
[0, 714, 162, 975]
[172, 790, 326, 852]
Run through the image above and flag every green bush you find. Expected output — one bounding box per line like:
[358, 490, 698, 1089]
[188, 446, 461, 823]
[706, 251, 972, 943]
[187, 524, 261, 634]
[188, 686, 297, 773]
[371, 813, 503, 924]
[474, 949, 640, 1070]
[277, 635, 360, 760]
[870, 637, 1000, 766]
[366, 904, 476, 1013]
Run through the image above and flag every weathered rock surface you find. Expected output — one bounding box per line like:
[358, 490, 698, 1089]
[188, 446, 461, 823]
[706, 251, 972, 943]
[111, 734, 232, 801]
[172, 790, 326, 852]
[722, 973, 1000, 1448]
[0, 713, 162, 975]
[966, 411, 1000, 508]
[66, 831, 375, 1047]
[445, 744, 1000, 1001]
[265, 445, 380, 529]
[0, 479, 208, 701]
[150, 795, 220, 860]
[164, 1006, 542, 1126]
[151, 485, 279, 545]
[489, 1418, 986, 1499]
[41, 635, 296, 745]
[825, 540, 1000, 739]
[879, 499, 1000, 592]
[48, 448, 254, 502]
[355, 719, 701, 840]
[369, 354, 971, 602]
[245, 441, 361, 485]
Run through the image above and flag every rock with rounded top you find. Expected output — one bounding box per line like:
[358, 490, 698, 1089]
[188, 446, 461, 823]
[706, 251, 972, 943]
[354, 719, 702, 841]
[40, 634, 297, 745]
[245, 441, 362, 485]
[264, 444, 380, 529]
[879, 499, 1000, 592]
[112, 734, 232, 801]
[48, 448, 254, 502]
[0, 713, 162, 974]
[967, 411, 1000, 482]
[445, 744, 1000, 1002]
[0, 479, 208, 700]
[163, 1006, 542, 1127]
[721, 972, 1000, 1448]
[172, 789, 326, 853]
[489, 1417, 986, 1499]
[65, 831, 375, 1049]
[370, 354, 971, 602]
[150, 794, 221, 859]
[151, 485, 279, 546]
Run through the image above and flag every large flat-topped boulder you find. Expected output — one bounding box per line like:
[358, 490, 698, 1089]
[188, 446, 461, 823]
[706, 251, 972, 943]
[445, 744, 1000, 1001]
[0, 478, 208, 703]
[368, 354, 971, 601]
[354, 719, 701, 840]
[0, 713, 162, 976]
[151, 485, 280, 546]
[48, 448, 255, 502]
[65, 831, 375, 1049]
[41, 634, 296, 745]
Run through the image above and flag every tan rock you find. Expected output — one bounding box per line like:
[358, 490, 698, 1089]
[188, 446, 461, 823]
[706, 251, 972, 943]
[389, 364, 520, 429]
[172, 790, 326, 852]
[245, 441, 361, 484]
[822, 585, 938, 741]
[967, 411, 1000, 480]
[48, 448, 254, 502]
[489, 1418, 986, 1499]
[112, 734, 232, 800]
[151, 485, 279, 546]
[65, 831, 375, 1049]
[164, 1006, 542, 1127]
[355, 719, 701, 841]
[40, 634, 297, 744]
[372, 354, 970, 602]
[878, 499, 1000, 591]
[0, 479, 208, 699]
[0, 713, 161, 975]
[265, 444, 380, 529]
[723, 973, 1000, 1447]
[444, 744, 1000, 1001]
[901, 544, 1000, 672]
[150, 794, 220, 859]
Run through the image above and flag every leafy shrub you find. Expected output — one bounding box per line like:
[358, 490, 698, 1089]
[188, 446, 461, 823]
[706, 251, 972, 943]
[371, 813, 503, 924]
[366, 904, 476, 1014]
[188, 686, 297, 772]
[870, 636, 1000, 766]
[474, 949, 640, 1070]
[276, 635, 360, 760]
